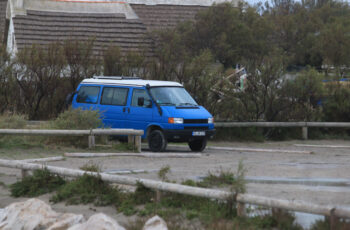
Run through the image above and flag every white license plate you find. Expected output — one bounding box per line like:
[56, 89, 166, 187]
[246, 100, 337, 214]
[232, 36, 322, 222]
[192, 131, 205, 136]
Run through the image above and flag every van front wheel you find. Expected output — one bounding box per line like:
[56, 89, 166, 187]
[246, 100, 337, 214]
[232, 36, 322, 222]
[188, 139, 207, 152]
[148, 130, 167, 152]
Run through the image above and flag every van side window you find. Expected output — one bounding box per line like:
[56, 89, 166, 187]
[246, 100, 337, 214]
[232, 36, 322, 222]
[76, 86, 100, 104]
[101, 87, 129, 106]
[131, 89, 152, 107]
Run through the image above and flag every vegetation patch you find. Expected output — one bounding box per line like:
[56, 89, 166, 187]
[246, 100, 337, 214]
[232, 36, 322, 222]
[50, 174, 122, 206]
[79, 161, 101, 172]
[10, 168, 65, 197]
[183, 161, 246, 194]
[0, 114, 27, 129]
[310, 217, 350, 230]
[158, 165, 171, 181]
[49, 107, 102, 130]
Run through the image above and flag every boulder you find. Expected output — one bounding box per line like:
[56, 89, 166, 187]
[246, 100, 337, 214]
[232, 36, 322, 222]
[0, 198, 84, 230]
[143, 215, 168, 230]
[68, 213, 126, 230]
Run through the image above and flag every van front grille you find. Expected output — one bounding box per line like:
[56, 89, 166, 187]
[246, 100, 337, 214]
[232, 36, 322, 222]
[184, 126, 209, 130]
[183, 119, 208, 124]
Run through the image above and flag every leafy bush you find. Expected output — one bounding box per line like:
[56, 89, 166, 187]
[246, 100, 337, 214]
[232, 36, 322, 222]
[46, 108, 103, 147]
[0, 114, 27, 129]
[50, 107, 102, 130]
[50, 174, 121, 206]
[10, 168, 66, 197]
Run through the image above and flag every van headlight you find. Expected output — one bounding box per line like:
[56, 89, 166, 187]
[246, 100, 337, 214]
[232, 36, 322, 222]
[208, 117, 214, 124]
[168, 118, 183, 124]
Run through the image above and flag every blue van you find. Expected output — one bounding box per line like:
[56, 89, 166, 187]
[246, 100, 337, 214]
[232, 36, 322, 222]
[72, 76, 215, 152]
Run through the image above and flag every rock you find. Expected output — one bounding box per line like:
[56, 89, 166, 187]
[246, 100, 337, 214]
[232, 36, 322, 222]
[0, 198, 84, 230]
[68, 213, 126, 230]
[143, 215, 168, 230]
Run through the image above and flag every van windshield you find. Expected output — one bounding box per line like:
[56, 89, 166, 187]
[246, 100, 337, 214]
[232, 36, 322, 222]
[149, 87, 198, 106]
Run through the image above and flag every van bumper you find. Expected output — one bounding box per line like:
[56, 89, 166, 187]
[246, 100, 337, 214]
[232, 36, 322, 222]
[163, 129, 215, 142]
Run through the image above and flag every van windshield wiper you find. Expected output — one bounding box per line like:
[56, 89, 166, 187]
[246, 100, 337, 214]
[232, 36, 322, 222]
[178, 103, 197, 106]
[159, 102, 176, 106]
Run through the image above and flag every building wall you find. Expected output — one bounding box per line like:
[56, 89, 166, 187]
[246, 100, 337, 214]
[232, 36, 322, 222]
[0, 0, 7, 44]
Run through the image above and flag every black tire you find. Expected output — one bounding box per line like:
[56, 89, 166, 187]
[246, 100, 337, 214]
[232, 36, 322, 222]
[148, 130, 167, 152]
[188, 138, 207, 152]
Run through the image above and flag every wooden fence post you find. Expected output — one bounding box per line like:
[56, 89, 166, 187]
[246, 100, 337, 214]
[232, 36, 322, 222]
[88, 130, 95, 148]
[21, 169, 29, 178]
[156, 189, 162, 203]
[135, 136, 141, 153]
[302, 126, 308, 140]
[330, 208, 338, 230]
[237, 202, 246, 217]
[128, 135, 134, 145]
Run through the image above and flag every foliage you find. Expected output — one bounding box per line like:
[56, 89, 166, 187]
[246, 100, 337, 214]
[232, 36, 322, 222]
[158, 165, 171, 181]
[10, 168, 65, 197]
[51, 174, 122, 206]
[49, 107, 102, 130]
[63, 39, 101, 91]
[198, 161, 246, 194]
[15, 43, 66, 119]
[310, 217, 350, 230]
[80, 161, 101, 172]
[283, 68, 324, 121]
[322, 85, 350, 122]
[0, 46, 14, 113]
[0, 114, 27, 129]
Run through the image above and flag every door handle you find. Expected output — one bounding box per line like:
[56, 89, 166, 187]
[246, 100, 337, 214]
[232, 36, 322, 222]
[128, 108, 130, 113]
[123, 107, 126, 112]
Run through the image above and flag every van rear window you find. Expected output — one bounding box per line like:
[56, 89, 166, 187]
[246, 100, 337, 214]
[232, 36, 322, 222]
[101, 87, 129, 106]
[76, 86, 100, 104]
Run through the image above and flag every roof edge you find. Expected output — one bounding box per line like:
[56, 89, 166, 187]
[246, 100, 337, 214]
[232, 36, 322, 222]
[127, 0, 237, 6]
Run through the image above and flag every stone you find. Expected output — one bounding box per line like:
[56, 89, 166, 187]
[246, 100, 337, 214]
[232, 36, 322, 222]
[68, 213, 126, 230]
[143, 215, 168, 230]
[0, 198, 84, 230]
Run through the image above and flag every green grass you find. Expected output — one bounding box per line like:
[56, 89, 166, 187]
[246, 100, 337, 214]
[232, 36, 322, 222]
[182, 161, 246, 194]
[80, 161, 101, 172]
[50, 174, 122, 206]
[10, 168, 66, 197]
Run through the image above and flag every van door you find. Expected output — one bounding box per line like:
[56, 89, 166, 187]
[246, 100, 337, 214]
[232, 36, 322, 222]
[99, 86, 130, 128]
[127, 88, 154, 136]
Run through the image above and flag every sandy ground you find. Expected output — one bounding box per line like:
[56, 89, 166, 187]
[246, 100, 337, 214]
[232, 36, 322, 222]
[0, 139, 349, 226]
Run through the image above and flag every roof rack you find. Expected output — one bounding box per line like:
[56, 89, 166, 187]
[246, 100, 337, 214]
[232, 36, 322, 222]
[93, 76, 142, 80]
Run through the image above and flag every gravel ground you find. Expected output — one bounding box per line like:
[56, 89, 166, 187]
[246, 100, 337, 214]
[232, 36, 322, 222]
[0, 139, 349, 226]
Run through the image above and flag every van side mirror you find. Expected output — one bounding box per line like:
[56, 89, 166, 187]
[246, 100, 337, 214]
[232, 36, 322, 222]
[138, 97, 144, 106]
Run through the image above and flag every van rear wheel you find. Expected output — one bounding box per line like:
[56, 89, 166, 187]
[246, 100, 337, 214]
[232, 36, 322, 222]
[188, 138, 207, 152]
[148, 130, 167, 152]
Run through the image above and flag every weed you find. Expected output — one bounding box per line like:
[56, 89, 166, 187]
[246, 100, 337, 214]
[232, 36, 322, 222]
[111, 142, 134, 152]
[50, 174, 121, 206]
[158, 165, 171, 181]
[0, 114, 27, 129]
[10, 168, 66, 197]
[80, 161, 101, 172]
[310, 217, 350, 230]
[198, 160, 246, 194]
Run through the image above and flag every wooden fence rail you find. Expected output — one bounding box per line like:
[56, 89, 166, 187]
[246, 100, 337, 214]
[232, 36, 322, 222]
[0, 128, 143, 152]
[0, 159, 349, 221]
[215, 122, 350, 140]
